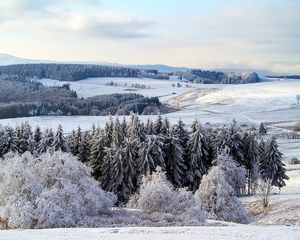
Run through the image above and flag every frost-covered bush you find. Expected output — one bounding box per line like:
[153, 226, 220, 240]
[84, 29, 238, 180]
[128, 167, 206, 223]
[0, 151, 116, 229]
[197, 166, 250, 224]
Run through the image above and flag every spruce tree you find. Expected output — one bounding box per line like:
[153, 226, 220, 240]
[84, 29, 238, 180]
[213, 121, 244, 165]
[160, 117, 170, 136]
[137, 135, 165, 177]
[186, 124, 211, 190]
[127, 113, 145, 142]
[0, 127, 19, 157]
[144, 119, 154, 135]
[111, 118, 124, 147]
[52, 125, 69, 152]
[259, 137, 289, 189]
[153, 113, 163, 135]
[33, 126, 42, 145]
[259, 122, 267, 135]
[164, 129, 186, 187]
[78, 131, 91, 163]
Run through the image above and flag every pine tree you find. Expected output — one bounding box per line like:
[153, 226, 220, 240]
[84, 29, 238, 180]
[17, 122, 32, 153]
[69, 127, 82, 156]
[160, 117, 170, 136]
[52, 125, 69, 152]
[37, 129, 54, 154]
[153, 113, 163, 135]
[144, 119, 154, 135]
[259, 122, 267, 135]
[89, 130, 106, 179]
[33, 126, 42, 145]
[243, 131, 259, 194]
[0, 127, 19, 157]
[111, 118, 124, 147]
[191, 119, 199, 133]
[127, 113, 145, 142]
[186, 124, 211, 190]
[164, 129, 186, 187]
[137, 135, 165, 177]
[259, 137, 289, 189]
[78, 131, 91, 163]
[212, 121, 244, 165]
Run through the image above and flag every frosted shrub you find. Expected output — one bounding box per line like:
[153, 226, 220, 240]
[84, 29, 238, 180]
[197, 166, 250, 224]
[128, 167, 206, 223]
[0, 151, 116, 229]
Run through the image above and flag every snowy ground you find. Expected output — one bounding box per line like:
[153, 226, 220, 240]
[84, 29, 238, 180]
[1, 225, 300, 240]
[34, 77, 300, 124]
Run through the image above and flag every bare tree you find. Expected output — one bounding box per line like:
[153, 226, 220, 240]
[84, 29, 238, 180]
[256, 178, 272, 209]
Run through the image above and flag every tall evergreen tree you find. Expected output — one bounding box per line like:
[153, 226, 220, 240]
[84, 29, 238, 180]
[0, 127, 19, 157]
[127, 113, 145, 142]
[186, 124, 211, 190]
[33, 126, 42, 145]
[259, 137, 289, 189]
[137, 135, 165, 177]
[52, 125, 69, 152]
[213, 121, 244, 164]
[153, 113, 163, 135]
[111, 118, 124, 147]
[259, 122, 267, 135]
[164, 129, 186, 187]
[78, 131, 91, 163]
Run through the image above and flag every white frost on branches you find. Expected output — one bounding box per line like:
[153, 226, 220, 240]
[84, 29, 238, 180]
[0, 151, 116, 229]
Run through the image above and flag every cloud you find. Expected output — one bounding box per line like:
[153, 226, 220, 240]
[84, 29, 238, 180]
[0, 0, 153, 39]
[54, 12, 154, 38]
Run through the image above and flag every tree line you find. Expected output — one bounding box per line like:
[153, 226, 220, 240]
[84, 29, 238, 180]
[0, 75, 162, 119]
[0, 116, 288, 203]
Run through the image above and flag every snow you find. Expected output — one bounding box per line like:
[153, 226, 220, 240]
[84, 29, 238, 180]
[1, 225, 300, 240]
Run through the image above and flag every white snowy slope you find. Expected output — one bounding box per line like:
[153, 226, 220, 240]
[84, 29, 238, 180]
[0, 225, 299, 240]
[35, 77, 300, 124]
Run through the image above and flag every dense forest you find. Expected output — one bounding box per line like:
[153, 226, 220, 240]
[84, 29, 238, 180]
[0, 63, 170, 81]
[179, 70, 260, 84]
[0, 75, 163, 119]
[0, 116, 288, 205]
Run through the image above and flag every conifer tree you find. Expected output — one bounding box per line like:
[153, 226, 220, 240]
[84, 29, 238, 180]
[213, 121, 244, 164]
[33, 126, 42, 145]
[111, 118, 124, 147]
[186, 124, 211, 190]
[259, 137, 289, 189]
[259, 122, 267, 135]
[52, 125, 69, 152]
[78, 131, 91, 163]
[137, 135, 165, 177]
[144, 119, 154, 135]
[164, 129, 186, 187]
[0, 127, 19, 157]
[160, 117, 170, 136]
[154, 113, 163, 135]
[127, 113, 145, 142]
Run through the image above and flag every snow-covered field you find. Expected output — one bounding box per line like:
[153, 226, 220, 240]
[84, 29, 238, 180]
[1, 225, 300, 240]
[36, 77, 300, 124]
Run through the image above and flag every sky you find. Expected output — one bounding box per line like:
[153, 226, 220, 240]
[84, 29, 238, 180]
[0, 0, 299, 73]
